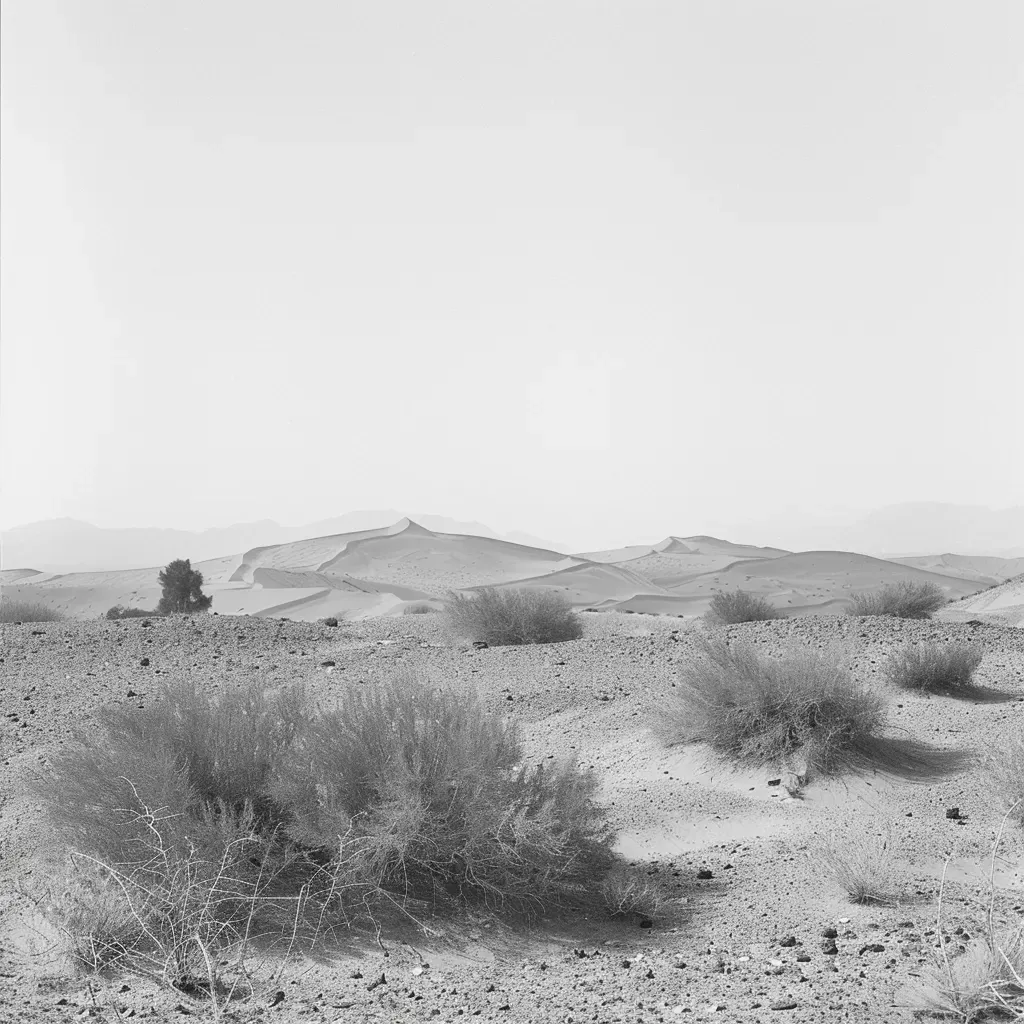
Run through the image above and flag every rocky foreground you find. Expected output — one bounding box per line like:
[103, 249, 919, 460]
[1, 611, 1022, 1023]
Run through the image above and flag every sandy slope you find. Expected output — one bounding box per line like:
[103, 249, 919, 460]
[1, 612, 1021, 1023]
[940, 574, 1024, 627]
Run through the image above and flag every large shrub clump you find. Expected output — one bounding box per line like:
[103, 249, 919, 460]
[32, 676, 615, 983]
[445, 587, 583, 646]
[706, 589, 782, 625]
[847, 580, 946, 620]
[666, 637, 886, 777]
[883, 643, 983, 693]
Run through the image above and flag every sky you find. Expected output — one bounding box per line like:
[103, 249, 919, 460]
[2, 1, 1022, 552]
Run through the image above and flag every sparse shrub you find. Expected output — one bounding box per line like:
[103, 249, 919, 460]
[665, 637, 886, 777]
[445, 587, 583, 646]
[821, 833, 903, 905]
[0, 598, 64, 623]
[320, 616, 339, 627]
[157, 558, 212, 615]
[403, 602, 437, 615]
[705, 589, 782, 625]
[105, 605, 161, 620]
[600, 864, 668, 920]
[883, 643, 983, 693]
[847, 580, 946, 620]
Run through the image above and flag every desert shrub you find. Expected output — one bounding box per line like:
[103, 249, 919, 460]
[105, 605, 162, 620]
[33, 676, 616, 986]
[445, 587, 583, 646]
[847, 580, 946, 620]
[403, 602, 437, 615]
[157, 558, 212, 615]
[0, 598, 64, 623]
[820, 833, 903, 905]
[705, 589, 782, 625]
[665, 637, 886, 778]
[992, 733, 1024, 829]
[883, 643, 983, 693]
[279, 676, 614, 912]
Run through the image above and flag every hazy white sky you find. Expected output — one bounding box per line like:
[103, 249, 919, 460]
[2, 1, 1022, 550]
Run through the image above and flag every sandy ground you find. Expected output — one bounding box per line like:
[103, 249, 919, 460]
[1, 610, 1022, 1023]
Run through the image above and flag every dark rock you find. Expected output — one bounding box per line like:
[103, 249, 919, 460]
[796, 954, 810, 963]
[640, 918, 653, 929]
[367, 974, 386, 991]
[697, 869, 714, 880]
[822, 926, 838, 939]
[859, 944, 886, 954]
[779, 936, 798, 947]
[269, 990, 285, 1007]
[140, 657, 150, 667]
[321, 660, 336, 668]
[472, 641, 489, 649]
[141, 620, 152, 628]
[945, 807, 962, 820]
[770, 1002, 799, 1011]
[821, 939, 839, 955]
[323, 617, 339, 627]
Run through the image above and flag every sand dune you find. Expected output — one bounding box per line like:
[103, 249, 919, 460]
[659, 550, 984, 616]
[890, 553, 1024, 585]
[479, 561, 673, 608]
[2, 522, 997, 624]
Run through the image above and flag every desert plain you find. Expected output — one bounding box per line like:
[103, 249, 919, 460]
[1, 520, 1022, 1023]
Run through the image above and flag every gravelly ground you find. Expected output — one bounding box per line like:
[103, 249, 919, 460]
[1, 611, 1022, 1023]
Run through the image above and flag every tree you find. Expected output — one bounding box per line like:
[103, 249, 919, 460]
[157, 558, 213, 615]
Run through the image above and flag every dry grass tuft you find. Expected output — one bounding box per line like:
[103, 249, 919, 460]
[664, 636, 887, 779]
[705, 590, 782, 625]
[820, 832, 903, 906]
[0, 598, 65, 622]
[445, 587, 583, 646]
[847, 580, 946, 620]
[992, 739, 1024, 829]
[600, 864, 668, 921]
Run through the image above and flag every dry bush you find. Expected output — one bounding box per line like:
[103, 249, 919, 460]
[445, 587, 583, 646]
[106, 605, 162, 620]
[883, 643, 983, 693]
[279, 676, 614, 913]
[0, 598, 64, 622]
[600, 864, 668, 921]
[820, 833, 903, 906]
[33, 676, 617, 990]
[992, 735, 1024, 829]
[665, 637, 886, 778]
[706, 590, 782, 625]
[847, 580, 946, 620]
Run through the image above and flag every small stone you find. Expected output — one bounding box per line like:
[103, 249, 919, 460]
[821, 939, 839, 956]
[779, 936, 797, 947]
[139, 657, 150, 667]
[770, 1001, 798, 1011]
[945, 807, 962, 820]
[697, 869, 714, 880]
[822, 927, 838, 939]
[859, 943, 886, 954]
